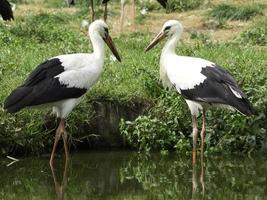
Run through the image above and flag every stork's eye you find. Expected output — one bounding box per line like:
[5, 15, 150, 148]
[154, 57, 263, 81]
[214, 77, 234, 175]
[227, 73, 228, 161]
[164, 26, 171, 32]
[104, 27, 109, 35]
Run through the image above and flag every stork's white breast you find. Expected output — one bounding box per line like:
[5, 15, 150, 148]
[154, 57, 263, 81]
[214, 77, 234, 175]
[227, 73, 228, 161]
[162, 55, 214, 92]
[55, 53, 104, 89]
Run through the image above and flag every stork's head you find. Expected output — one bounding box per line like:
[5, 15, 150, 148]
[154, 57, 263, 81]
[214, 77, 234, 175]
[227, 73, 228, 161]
[89, 20, 121, 62]
[145, 20, 183, 52]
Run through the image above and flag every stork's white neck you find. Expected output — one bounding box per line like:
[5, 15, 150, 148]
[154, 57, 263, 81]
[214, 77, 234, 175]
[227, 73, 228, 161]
[162, 32, 181, 55]
[90, 32, 105, 61]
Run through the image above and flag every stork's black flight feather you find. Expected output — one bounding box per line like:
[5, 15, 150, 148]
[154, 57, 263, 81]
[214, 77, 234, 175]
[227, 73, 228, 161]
[4, 58, 87, 113]
[156, 0, 167, 8]
[101, 0, 110, 4]
[180, 65, 256, 116]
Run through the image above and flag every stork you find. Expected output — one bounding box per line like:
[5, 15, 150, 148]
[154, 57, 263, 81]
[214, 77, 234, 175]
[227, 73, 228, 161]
[4, 20, 121, 167]
[102, 0, 109, 22]
[145, 20, 256, 165]
[120, 0, 167, 32]
[65, 0, 75, 7]
[0, 0, 14, 21]
[89, 0, 109, 22]
[99, 0, 168, 32]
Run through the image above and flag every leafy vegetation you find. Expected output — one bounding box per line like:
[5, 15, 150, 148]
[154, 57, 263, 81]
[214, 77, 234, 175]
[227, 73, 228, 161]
[166, 0, 204, 12]
[208, 4, 265, 21]
[240, 19, 267, 46]
[138, 0, 204, 12]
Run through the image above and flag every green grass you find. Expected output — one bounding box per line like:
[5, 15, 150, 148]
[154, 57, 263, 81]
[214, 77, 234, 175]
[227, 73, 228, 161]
[239, 18, 267, 46]
[166, 0, 204, 12]
[209, 3, 265, 21]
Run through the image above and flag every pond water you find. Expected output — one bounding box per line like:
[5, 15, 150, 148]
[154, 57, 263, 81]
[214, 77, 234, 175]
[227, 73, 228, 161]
[0, 150, 266, 200]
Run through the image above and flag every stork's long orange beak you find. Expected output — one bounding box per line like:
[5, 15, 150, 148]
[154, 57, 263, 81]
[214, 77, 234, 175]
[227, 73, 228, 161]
[145, 31, 167, 52]
[103, 34, 121, 62]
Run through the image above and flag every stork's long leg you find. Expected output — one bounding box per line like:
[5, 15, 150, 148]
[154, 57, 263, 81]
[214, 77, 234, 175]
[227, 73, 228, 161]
[90, 0, 95, 22]
[200, 155, 205, 200]
[61, 121, 69, 163]
[50, 118, 69, 167]
[192, 115, 198, 165]
[50, 120, 63, 167]
[200, 110, 206, 163]
[200, 110, 206, 199]
[192, 164, 197, 200]
[132, 0, 136, 31]
[103, 3, 108, 22]
[120, 0, 125, 33]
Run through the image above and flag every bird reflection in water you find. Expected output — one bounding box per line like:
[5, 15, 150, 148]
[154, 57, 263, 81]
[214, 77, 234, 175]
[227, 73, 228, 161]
[50, 160, 70, 199]
[192, 157, 205, 200]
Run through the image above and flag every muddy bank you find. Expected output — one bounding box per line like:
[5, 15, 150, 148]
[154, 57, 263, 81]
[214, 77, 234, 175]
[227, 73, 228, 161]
[76, 99, 148, 148]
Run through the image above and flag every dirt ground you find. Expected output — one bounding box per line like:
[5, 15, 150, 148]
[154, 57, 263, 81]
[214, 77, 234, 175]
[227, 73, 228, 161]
[13, 0, 267, 42]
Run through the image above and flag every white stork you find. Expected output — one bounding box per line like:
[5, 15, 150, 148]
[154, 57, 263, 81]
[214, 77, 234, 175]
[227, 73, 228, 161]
[120, 0, 167, 32]
[145, 20, 256, 164]
[4, 20, 121, 167]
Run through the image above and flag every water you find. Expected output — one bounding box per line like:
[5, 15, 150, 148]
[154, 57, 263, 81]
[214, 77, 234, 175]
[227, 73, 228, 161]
[0, 151, 266, 200]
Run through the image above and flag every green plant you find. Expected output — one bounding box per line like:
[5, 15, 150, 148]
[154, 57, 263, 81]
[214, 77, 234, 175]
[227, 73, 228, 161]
[209, 4, 264, 21]
[166, 0, 204, 12]
[120, 91, 192, 152]
[138, 0, 203, 12]
[190, 31, 210, 43]
[239, 18, 267, 46]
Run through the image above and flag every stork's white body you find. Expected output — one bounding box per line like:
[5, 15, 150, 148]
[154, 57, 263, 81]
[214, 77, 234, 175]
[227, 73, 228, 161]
[160, 34, 213, 116]
[52, 52, 104, 118]
[158, 23, 249, 116]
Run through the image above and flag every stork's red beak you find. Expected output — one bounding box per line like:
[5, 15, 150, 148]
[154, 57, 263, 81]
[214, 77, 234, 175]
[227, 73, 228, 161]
[103, 34, 121, 62]
[145, 31, 167, 52]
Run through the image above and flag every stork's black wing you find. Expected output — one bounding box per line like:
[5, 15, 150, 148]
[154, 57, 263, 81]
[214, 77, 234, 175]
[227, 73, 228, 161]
[4, 58, 87, 113]
[180, 65, 256, 115]
[156, 0, 167, 8]
[23, 58, 65, 86]
[66, 0, 75, 7]
[0, 0, 14, 21]
[101, 0, 110, 4]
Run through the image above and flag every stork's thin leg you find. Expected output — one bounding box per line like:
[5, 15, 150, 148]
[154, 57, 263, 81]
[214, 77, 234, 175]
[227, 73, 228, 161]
[90, 0, 95, 22]
[200, 155, 205, 200]
[192, 164, 197, 200]
[192, 115, 198, 165]
[103, 3, 108, 22]
[61, 120, 69, 163]
[50, 118, 69, 167]
[120, 0, 125, 33]
[200, 110, 206, 163]
[132, 0, 136, 31]
[50, 119, 64, 167]
[200, 110, 206, 200]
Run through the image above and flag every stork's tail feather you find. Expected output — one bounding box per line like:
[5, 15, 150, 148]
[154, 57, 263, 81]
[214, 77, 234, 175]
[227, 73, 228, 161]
[4, 87, 33, 113]
[232, 98, 257, 116]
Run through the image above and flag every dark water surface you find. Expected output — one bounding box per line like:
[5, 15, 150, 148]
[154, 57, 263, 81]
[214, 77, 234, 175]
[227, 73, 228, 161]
[0, 151, 266, 200]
